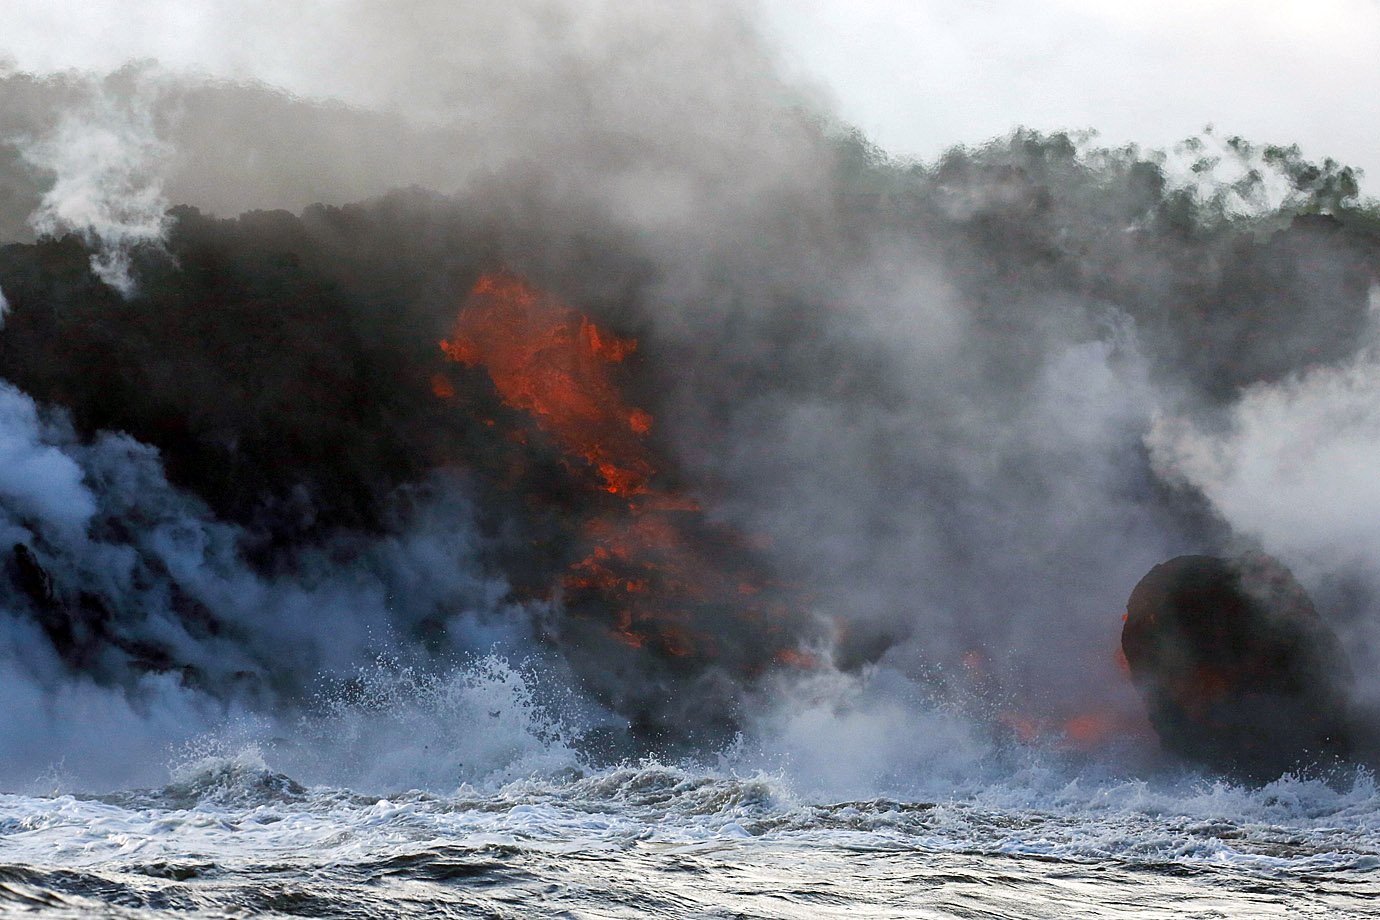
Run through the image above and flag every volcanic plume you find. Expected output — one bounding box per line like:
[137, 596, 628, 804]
[0, 35, 1378, 782]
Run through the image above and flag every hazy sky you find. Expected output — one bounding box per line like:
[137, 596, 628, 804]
[757, 0, 1380, 178]
[4, 0, 1379, 179]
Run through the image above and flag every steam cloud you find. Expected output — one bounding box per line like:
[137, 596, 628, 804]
[0, 0, 1377, 790]
[18, 75, 170, 295]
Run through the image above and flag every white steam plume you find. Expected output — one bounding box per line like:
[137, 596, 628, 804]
[1148, 288, 1380, 572]
[0, 379, 561, 789]
[18, 78, 170, 295]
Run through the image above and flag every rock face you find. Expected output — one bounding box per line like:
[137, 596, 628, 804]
[1122, 554, 1353, 779]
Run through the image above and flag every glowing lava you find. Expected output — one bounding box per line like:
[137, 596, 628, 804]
[441, 272, 806, 664]
[441, 273, 655, 496]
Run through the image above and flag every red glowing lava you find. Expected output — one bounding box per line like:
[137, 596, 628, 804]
[441, 273, 655, 497]
[441, 272, 806, 664]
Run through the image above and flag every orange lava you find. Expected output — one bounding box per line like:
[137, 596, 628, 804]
[441, 272, 806, 664]
[430, 373, 456, 399]
[441, 273, 654, 496]
[996, 707, 1139, 750]
[1063, 711, 1118, 746]
[982, 639, 1152, 752]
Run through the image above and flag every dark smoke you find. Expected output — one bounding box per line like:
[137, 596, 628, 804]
[1, 2, 1379, 787]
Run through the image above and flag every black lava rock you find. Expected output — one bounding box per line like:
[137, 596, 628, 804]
[1122, 554, 1353, 779]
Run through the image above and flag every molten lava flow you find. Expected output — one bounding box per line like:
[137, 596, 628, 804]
[441, 273, 655, 496]
[430, 373, 456, 399]
[967, 645, 1150, 752]
[994, 706, 1145, 751]
[441, 272, 806, 665]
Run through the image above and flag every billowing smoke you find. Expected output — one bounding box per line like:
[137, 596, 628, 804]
[0, 0, 1377, 790]
[0, 374, 561, 788]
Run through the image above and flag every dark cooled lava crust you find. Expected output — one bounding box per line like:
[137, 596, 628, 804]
[1122, 554, 1354, 779]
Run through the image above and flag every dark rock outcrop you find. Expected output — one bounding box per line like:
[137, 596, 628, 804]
[1122, 553, 1353, 779]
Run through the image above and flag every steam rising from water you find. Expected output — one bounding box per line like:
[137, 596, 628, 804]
[0, 378, 553, 788]
[0, 0, 1377, 793]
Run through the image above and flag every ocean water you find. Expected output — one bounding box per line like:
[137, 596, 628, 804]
[3, 755, 1379, 919]
[3, 662, 1378, 919]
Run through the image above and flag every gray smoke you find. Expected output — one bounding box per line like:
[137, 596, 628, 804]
[0, 1, 826, 252]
